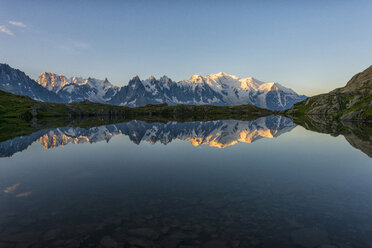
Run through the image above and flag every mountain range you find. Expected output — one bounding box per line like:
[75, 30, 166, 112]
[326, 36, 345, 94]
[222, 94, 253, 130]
[0, 64, 306, 110]
[107, 73, 306, 110]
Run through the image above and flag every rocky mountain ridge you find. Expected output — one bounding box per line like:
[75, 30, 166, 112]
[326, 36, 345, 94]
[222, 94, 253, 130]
[0, 63, 306, 110]
[109, 72, 306, 110]
[0, 64, 63, 103]
[37, 72, 120, 103]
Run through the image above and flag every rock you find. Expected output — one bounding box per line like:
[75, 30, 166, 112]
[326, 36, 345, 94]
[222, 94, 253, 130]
[319, 245, 337, 248]
[167, 231, 188, 240]
[64, 239, 81, 248]
[104, 217, 122, 226]
[128, 228, 159, 240]
[16, 243, 30, 248]
[100, 236, 118, 248]
[144, 214, 153, 220]
[18, 217, 36, 226]
[180, 225, 193, 231]
[291, 227, 329, 248]
[53, 240, 65, 246]
[128, 238, 154, 247]
[0, 242, 14, 248]
[250, 239, 260, 246]
[5, 231, 40, 244]
[160, 237, 182, 248]
[43, 229, 60, 241]
[231, 240, 240, 248]
[160, 227, 170, 235]
[202, 240, 228, 248]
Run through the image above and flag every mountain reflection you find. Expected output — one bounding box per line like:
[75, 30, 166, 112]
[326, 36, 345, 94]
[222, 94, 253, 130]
[0, 116, 295, 157]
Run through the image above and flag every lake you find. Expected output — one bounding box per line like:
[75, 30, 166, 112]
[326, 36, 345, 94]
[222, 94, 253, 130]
[0, 116, 371, 248]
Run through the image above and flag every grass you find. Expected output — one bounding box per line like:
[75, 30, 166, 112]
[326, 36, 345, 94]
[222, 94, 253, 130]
[0, 90, 273, 142]
[287, 92, 371, 121]
[341, 94, 372, 120]
[0, 91, 34, 119]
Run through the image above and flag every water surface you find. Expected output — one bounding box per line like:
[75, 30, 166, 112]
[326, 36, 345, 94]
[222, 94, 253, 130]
[0, 116, 371, 248]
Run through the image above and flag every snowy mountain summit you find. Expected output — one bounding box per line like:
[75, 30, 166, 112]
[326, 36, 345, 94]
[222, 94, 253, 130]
[184, 72, 304, 109]
[37, 72, 119, 103]
[109, 72, 306, 110]
[0, 64, 306, 110]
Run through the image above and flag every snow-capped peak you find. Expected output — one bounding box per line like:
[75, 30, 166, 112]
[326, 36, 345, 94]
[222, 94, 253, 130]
[210, 72, 240, 80]
[257, 82, 297, 94]
[146, 76, 156, 81]
[187, 72, 252, 92]
[71, 76, 86, 85]
[37, 72, 70, 92]
[160, 75, 171, 83]
[239, 77, 263, 91]
[37, 72, 120, 103]
[36, 70, 305, 110]
[189, 74, 204, 83]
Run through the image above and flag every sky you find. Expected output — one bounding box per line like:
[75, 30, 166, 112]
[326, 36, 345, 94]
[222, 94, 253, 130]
[0, 0, 371, 96]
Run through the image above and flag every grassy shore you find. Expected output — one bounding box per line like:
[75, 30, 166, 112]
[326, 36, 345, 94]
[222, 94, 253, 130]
[0, 90, 273, 142]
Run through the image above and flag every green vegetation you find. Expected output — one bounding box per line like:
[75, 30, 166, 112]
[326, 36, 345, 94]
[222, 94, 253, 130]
[287, 92, 372, 121]
[285, 65, 372, 121]
[0, 90, 271, 120]
[0, 90, 272, 142]
[129, 103, 272, 121]
[0, 90, 34, 119]
[341, 93, 372, 120]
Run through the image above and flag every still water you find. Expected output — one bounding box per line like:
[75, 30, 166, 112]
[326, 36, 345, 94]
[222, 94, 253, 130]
[0, 116, 371, 248]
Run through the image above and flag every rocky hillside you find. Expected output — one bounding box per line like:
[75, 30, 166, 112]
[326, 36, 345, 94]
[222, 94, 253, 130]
[287, 65, 372, 120]
[0, 64, 63, 103]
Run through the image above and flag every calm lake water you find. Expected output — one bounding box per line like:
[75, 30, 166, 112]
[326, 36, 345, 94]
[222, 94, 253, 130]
[0, 116, 371, 248]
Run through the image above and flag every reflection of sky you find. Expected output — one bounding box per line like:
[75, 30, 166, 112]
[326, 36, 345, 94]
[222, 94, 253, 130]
[0, 126, 371, 194]
[0, 124, 371, 245]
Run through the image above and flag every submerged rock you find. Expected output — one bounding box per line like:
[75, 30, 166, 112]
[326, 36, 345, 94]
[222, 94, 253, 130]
[128, 238, 154, 247]
[128, 227, 159, 240]
[202, 240, 228, 248]
[291, 227, 329, 248]
[42, 229, 60, 241]
[100, 236, 118, 248]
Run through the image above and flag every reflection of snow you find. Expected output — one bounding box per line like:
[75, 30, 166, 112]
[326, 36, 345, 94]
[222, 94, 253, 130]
[0, 116, 296, 157]
[3, 183, 20, 193]
[36, 116, 295, 149]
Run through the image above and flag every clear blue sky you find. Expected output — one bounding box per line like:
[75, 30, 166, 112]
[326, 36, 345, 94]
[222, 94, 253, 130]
[1, 0, 371, 95]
